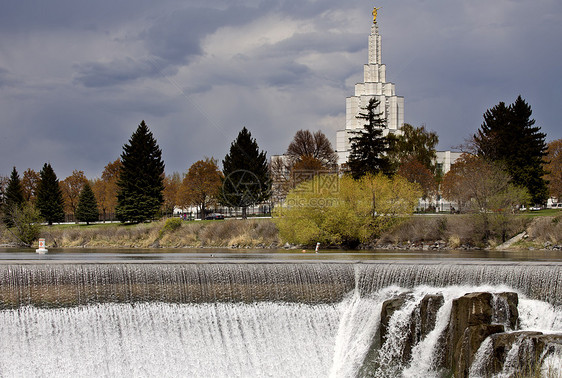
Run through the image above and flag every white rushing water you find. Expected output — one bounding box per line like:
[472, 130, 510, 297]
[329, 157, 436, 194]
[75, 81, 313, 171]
[1, 285, 560, 378]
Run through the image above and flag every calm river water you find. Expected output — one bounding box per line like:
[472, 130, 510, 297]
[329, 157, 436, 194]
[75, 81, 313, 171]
[1, 247, 561, 264]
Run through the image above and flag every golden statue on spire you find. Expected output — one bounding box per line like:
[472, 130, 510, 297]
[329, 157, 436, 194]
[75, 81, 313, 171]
[372, 6, 382, 24]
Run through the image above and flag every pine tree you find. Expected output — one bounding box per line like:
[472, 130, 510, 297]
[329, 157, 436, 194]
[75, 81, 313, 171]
[474, 96, 548, 204]
[347, 97, 393, 179]
[116, 121, 165, 223]
[3, 167, 25, 227]
[36, 163, 65, 225]
[75, 182, 99, 225]
[222, 127, 271, 218]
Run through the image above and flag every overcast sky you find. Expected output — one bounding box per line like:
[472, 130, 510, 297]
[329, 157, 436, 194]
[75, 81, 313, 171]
[1, 0, 561, 179]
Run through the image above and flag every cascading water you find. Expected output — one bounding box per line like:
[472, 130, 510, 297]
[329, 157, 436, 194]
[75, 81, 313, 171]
[0, 262, 561, 377]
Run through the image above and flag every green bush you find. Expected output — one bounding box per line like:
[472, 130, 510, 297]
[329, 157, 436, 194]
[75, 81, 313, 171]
[8, 203, 43, 246]
[160, 217, 183, 236]
[274, 173, 421, 247]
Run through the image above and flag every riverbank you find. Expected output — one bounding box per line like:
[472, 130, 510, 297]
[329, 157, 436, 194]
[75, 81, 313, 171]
[0, 214, 560, 250]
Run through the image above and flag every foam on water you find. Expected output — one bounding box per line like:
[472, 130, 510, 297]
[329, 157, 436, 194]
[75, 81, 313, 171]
[0, 302, 340, 377]
[0, 263, 561, 377]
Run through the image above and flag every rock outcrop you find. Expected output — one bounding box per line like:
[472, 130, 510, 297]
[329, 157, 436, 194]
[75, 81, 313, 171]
[470, 331, 562, 377]
[444, 292, 519, 378]
[361, 290, 560, 377]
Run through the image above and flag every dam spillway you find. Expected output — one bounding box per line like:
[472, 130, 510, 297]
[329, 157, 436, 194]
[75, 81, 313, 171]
[1, 262, 561, 307]
[0, 259, 561, 377]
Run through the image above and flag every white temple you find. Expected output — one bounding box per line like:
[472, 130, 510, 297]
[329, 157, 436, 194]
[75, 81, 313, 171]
[336, 9, 404, 166]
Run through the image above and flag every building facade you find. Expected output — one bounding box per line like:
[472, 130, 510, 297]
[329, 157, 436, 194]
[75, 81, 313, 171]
[335, 17, 404, 166]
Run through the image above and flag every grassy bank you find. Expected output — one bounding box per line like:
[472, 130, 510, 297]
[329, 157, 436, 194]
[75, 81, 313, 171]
[377, 213, 561, 250]
[1, 212, 560, 250]
[1, 218, 280, 249]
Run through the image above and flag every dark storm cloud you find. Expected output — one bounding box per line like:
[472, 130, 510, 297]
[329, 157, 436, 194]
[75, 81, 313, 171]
[141, 6, 259, 62]
[0, 0, 561, 179]
[0, 0, 160, 32]
[74, 58, 165, 87]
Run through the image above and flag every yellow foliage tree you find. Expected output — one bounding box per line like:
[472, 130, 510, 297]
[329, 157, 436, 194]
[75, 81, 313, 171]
[274, 173, 421, 247]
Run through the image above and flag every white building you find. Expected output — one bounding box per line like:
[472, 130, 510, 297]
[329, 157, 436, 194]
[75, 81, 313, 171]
[336, 8, 460, 179]
[336, 18, 404, 166]
[435, 151, 463, 176]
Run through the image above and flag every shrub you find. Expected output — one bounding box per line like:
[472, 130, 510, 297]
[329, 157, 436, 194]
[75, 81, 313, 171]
[274, 173, 421, 247]
[161, 217, 183, 234]
[7, 203, 43, 246]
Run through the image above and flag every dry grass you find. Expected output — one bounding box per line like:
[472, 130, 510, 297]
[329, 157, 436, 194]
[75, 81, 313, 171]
[525, 216, 562, 245]
[378, 214, 530, 248]
[1, 214, 556, 250]
[31, 218, 280, 249]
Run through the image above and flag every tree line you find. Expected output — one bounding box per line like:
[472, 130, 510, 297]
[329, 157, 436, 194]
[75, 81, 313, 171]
[0, 121, 273, 245]
[0, 95, 560, 247]
[274, 95, 560, 246]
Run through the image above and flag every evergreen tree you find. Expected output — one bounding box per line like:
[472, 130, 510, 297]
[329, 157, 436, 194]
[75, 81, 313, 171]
[222, 127, 271, 218]
[474, 96, 548, 204]
[36, 163, 65, 225]
[75, 182, 99, 225]
[3, 167, 25, 227]
[116, 121, 165, 223]
[348, 97, 393, 179]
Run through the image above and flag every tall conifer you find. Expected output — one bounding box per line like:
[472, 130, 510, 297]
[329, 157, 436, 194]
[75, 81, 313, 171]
[36, 163, 65, 225]
[221, 127, 270, 218]
[348, 97, 393, 179]
[116, 121, 165, 223]
[3, 167, 25, 227]
[75, 182, 99, 225]
[474, 96, 548, 204]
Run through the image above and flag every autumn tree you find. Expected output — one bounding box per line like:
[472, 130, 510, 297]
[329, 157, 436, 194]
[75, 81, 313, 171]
[348, 97, 393, 179]
[3, 167, 25, 227]
[442, 154, 529, 242]
[163, 172, 182, 217]
[221, 127, 271, 219]
[36, 163, 65, 225]
[397, 157, 437, 199]
[92, 159, 121, 221]
[286, 130, 338, 169]
[61, 170, 88, 218]
[22, 169, 40, 203]
[75, 182, 99, 225]
[116, 121, 165, 223]
[545, 139, 562, 200]
[473, 96, 548, 204]
[180, 158, 223, 219]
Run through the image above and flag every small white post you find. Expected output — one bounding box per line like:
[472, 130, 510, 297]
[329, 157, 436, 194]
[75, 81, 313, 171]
[315, 242, 320, 253]
[36, 238, 48, 254]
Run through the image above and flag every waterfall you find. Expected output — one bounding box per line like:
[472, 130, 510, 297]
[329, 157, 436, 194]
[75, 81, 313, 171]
[0, 262, 560, 377]
[2, 263, 561, 307]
